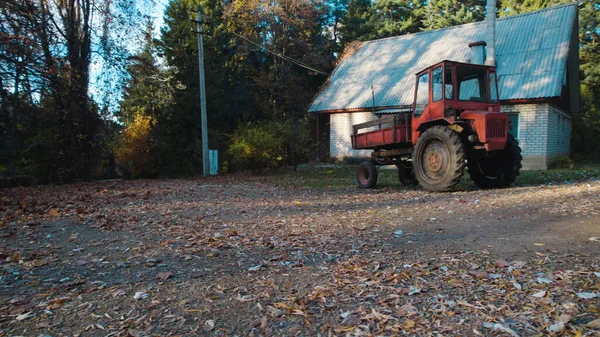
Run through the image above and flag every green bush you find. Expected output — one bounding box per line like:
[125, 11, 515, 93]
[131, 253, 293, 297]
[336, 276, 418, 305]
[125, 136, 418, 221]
[556, 156, 575, 169]
[227, 122, 283, 172]
[281, 117, 313, 169]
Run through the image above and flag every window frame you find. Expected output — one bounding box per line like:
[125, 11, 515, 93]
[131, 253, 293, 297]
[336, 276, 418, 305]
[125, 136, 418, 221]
[489, 72, 499, 103]
[413, 71, 430, 117]
[432, 66, 443, 102]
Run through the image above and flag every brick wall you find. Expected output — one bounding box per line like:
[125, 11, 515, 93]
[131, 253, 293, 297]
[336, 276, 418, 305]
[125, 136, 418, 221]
[502, 103, 571, 170]
[330, 112, 376, 160]
[546, 104, 571, 163]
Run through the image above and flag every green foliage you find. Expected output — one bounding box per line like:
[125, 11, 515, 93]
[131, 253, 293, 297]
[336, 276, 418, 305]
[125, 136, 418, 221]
[227, 122, 284, 172]
[498, 0, 571, 17]
[555, 156, 575, 169]
[420, 0, 485, 31]
[281, 117, 314, 169]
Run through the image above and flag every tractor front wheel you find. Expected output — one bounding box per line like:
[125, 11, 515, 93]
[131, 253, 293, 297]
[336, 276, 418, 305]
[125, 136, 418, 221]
[357, 161, 378, 189]
[413, 126, 466, 192]
[468, 134, 522, 189]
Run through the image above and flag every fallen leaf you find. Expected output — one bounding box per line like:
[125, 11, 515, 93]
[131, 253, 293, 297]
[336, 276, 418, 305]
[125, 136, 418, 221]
[586, 318, 600, 328]
[156, 272, 173, 280]
[576, 292, 597, 299]
[248, 265, 261, 272]
[531, 290, 546, 298]
[495, 259, 510, 268]
[537, 277, 552, 284]
[133, 292, 149, 300]
[204, 319, 215, 332]
[16, 312, 34, 321]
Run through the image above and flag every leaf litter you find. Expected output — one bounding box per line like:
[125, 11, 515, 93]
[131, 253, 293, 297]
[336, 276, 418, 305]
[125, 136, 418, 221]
[0, 175, 599, 335]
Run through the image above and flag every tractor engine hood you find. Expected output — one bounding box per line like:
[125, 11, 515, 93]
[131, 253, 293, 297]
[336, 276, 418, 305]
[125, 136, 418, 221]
[461, 110, 508, 151]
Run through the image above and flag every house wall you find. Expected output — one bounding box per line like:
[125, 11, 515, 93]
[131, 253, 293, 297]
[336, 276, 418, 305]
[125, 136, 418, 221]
[502, 103, 570, 170]
[330, 112, 377, 160]
[330, 103, 571, 170]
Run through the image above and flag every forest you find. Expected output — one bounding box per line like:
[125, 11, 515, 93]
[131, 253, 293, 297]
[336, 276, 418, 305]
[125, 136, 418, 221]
[1, 0, 599, 183]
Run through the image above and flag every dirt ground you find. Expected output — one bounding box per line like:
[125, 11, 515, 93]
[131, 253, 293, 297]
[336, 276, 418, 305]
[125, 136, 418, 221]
[1, 172, 599, 336]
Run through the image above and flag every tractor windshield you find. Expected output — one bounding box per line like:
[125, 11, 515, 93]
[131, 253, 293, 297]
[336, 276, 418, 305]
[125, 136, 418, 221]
[456, 67, 489, 102]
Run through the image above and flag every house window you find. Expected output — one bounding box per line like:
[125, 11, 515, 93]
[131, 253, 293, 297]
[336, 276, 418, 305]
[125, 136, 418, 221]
[508, 113, 519, 139]
[414, 72, 429, 116]
[432, 66, 442, 102]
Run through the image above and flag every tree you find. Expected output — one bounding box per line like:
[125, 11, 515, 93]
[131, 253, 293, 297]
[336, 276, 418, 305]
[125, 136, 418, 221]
[499, 0, 570, 16]
[225, 0, 331, 121]
[338, 0, 373, 44]
[369, 0, 422, 38]
[0, 0, 150, 182]
[421, 0, 485, 31]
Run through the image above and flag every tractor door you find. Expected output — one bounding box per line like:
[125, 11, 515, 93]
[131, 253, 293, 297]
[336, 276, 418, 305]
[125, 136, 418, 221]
[411, 69, 430, 143]
[411, 65, 449, 144]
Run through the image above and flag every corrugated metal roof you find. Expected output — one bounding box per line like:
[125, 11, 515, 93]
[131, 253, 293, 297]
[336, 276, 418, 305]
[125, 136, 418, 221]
[309, 3, 577, 113]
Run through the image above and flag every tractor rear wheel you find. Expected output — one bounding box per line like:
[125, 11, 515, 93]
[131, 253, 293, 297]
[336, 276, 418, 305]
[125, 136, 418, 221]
[357, 161, 378, 189]
[397, 161, 418, 186]
[413, 126, 466, 192]
[468, 134, 522, 189]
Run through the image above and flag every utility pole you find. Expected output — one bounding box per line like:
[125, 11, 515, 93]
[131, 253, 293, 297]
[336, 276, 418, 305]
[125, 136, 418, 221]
[196, 6, 210, 177]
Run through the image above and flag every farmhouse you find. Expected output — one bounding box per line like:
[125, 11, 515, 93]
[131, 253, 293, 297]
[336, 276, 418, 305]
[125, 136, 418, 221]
[309, 3, 579, 170]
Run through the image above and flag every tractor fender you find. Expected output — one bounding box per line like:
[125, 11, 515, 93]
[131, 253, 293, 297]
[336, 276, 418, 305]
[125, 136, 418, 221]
[414, 118, 458, 140]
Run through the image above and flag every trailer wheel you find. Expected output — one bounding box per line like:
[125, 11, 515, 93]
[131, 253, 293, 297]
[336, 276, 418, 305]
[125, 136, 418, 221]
[397, 162, 418, 186]
[468, 134, 522, 189]
[357, 161, 378, 189]
[413, 126, 466, 192]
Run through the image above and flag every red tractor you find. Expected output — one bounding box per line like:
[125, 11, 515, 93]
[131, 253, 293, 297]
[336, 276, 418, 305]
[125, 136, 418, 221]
[352, 60, 522, 192]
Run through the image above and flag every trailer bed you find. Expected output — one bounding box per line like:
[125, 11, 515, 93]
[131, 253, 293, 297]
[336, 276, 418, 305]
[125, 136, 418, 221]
[351, 114, 412, 150]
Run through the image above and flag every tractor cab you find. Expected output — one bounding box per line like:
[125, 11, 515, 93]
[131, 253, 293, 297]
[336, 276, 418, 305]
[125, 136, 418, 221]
[412, 61, 506, 151]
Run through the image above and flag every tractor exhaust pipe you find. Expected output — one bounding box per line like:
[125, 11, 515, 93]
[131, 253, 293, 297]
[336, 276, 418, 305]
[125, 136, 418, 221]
[485, 0, 496, 66]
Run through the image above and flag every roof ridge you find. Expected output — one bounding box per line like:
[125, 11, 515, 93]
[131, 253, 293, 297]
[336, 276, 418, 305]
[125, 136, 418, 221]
[363, 21, 483, 45]
[362, 2, 577, 45]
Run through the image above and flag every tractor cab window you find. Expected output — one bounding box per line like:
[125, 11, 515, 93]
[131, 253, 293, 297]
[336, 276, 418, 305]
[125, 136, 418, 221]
[414, 72, 429, 116]
[489, 72, 499, 103]
[457, 67, 487, 102]
[432, 67, 442, 102]
[445, 68, 454, 99]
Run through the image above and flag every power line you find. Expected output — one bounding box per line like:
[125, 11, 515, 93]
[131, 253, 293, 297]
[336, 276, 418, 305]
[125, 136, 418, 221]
[230, 31, 329, 76]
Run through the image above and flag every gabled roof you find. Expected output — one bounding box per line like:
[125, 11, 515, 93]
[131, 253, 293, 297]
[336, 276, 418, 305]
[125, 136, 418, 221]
[309, 3, 578, 113]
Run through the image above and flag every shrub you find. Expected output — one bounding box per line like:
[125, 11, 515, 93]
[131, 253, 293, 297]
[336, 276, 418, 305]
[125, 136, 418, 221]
[281, 117, 313, 169]
[227, 122, 283, 172]
[557, 156, 574, 169]
[114, 114, 156, 178]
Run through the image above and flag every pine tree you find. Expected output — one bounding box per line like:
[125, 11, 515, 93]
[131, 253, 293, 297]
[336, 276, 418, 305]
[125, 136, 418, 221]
[368, 0, 422, 38]
[338, 0, 374, 43]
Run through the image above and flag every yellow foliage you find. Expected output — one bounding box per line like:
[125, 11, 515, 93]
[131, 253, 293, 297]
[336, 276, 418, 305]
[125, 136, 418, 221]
[115, 114, 155, 178]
